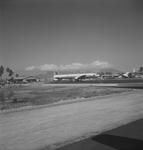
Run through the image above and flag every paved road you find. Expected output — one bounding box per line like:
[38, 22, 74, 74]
[57, 119, 143, 150]
[1, 90, 143, 150]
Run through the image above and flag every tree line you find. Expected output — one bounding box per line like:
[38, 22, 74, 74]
[0, 65, 19, 80]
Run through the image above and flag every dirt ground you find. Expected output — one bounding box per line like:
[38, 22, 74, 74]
[0, 89, 143, 150]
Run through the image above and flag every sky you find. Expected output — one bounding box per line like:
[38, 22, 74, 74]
[0, 0, 143, 73]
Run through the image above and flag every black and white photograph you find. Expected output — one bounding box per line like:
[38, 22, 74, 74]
[1, 0, 143, 149]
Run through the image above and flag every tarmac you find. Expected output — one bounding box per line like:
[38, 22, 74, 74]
[57, 119, 143, 150]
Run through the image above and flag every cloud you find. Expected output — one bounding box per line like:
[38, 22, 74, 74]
[38, 64, 58, 71]
[25, 60, 112, 71]
[25, 66, 36, 71]
[91, 61, 111, 68]
[59, 63, 84, 70]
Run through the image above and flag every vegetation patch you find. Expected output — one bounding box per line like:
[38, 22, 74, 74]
[0, 85, 132, 110]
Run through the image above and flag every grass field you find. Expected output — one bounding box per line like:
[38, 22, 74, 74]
[0, 84, 132, 110]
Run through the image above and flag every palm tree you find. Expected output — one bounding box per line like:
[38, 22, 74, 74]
[15, 74, 19, 77]
[139, 66, 143, 73]
[0, 65, 4, 80]
[6, 67, 14, 78]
